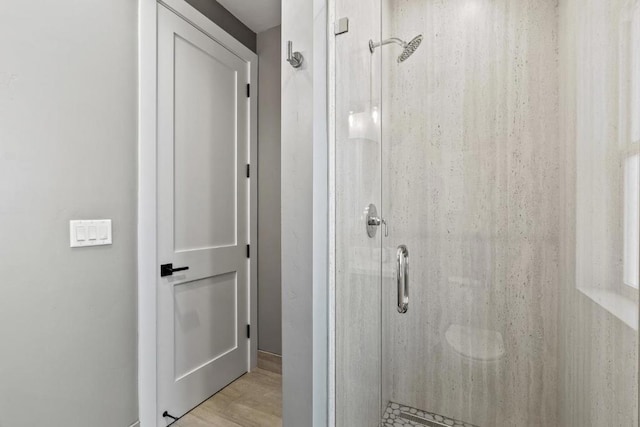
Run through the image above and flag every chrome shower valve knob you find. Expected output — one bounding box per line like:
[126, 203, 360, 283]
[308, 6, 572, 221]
[367, 216, 381, 226]
[365, 204, 388, 237]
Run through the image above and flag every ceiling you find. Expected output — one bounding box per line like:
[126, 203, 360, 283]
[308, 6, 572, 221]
[217, 0, 281, 34]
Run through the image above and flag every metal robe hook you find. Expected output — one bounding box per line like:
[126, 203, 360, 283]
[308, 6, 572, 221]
[286, 41, 303, 68]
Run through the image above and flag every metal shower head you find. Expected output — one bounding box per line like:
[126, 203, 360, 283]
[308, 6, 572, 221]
[369, 34, 423, 63]
[397, 35, 423, 62]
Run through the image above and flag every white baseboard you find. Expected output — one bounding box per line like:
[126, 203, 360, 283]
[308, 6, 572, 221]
[129, 421, 140, 427]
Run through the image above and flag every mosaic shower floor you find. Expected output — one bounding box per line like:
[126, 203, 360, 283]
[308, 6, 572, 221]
[381, 402, 478, 427]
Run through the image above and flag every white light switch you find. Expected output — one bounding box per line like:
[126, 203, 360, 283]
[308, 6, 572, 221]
[98, 225, 108, 240]
[88, 226, 97, 240]
[70, 220, 112, 247]
[76, 226, 87, 241]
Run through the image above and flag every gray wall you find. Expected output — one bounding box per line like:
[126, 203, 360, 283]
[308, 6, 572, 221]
[257, 26, 283, 355]
[0, 2, 138, 427]
[186, 0, 257, 52]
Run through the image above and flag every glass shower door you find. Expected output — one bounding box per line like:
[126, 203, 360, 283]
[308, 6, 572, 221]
[379, 2, 562, 425]
[378, 1, 639, 427]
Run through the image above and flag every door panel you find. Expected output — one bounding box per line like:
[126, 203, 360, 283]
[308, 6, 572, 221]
[157, 4, 249, 421]
[173, 273, 238, 380]
[174, 34, 238, 251]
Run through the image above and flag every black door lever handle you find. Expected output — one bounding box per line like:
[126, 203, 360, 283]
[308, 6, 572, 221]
[160, 263, 190, 277]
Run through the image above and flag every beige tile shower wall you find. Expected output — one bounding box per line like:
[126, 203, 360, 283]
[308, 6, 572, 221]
[558, 0, 639, 425]
[382, 1, 560, 426]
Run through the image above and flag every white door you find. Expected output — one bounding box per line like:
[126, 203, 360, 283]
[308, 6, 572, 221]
[157, 4, 250, 422]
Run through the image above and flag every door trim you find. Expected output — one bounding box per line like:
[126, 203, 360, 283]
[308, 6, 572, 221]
[138, 1, 258, 425]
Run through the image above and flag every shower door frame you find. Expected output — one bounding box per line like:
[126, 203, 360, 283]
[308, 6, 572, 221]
[327, 0, 337, 423]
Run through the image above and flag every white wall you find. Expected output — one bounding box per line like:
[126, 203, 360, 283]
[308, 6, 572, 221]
[0, 2, 138, 426]
[258, 25, 283, 355]
[281, 0, 328, 424]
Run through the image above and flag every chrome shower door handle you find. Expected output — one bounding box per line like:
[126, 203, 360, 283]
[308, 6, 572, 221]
[397, 245, 409, 313]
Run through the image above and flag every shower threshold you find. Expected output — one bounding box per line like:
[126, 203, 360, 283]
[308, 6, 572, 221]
[381, 402, 478, 427]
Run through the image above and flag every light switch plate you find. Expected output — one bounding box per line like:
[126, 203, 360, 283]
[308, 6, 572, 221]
[70, 220, 112, 247]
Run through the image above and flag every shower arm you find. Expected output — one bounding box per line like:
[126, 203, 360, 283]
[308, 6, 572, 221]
[369, 37, 406, 53]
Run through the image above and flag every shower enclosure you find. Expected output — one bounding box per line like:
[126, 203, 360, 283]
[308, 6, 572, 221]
[332, 0, 640, 426]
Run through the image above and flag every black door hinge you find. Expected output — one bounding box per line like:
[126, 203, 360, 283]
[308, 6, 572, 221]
[247, 83, 250, 97]
[246, 324, 251, 339]
[246, 164, 250, 178]
[246, 244, 250, 258]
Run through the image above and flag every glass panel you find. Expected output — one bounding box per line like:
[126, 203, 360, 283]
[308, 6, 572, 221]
[334, 0, 383, 425]
[563, 0, 640, 425]
[381, 1, 562, 424]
